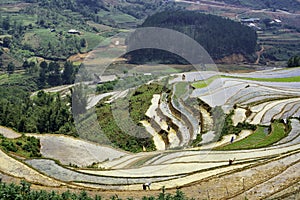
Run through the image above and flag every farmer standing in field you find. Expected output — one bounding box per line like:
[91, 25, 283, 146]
[230, 136, 234, 143]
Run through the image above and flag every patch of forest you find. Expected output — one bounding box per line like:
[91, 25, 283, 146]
[288, 55, 300, 68]
[127, 11, 257, 64]
[0, 87, 76, 136]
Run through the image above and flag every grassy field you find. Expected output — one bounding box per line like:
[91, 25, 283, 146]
[110, 13, 137, 24]
[23, 28, 58, 48]
[97, 10, 137, 25]
[174, 82, 189, 98]
[130, 83, 164, 123]
[0, 73, 38, 91]
[223, 75, 300, 82]
[81, 32, 105, 50]
[217, 121, 287, 150]
[9, 14, 37, 26]
[191, 76, 218, 88]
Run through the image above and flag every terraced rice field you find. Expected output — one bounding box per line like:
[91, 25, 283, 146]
[0, 67, 300, 198]
[26, 134, 128, 167]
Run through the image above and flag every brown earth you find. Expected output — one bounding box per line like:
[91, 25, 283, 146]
[216, 54, 246, 64]
[68, 53, 89, 63]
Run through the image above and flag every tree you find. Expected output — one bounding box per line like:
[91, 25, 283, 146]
[80, 38, 87, 48]
[48, 61, 62, 86]
[7, 62, 15, 74]
[2, 37, 11, 48]
[62, 61, 75, 84]
[39, 61, 48, 72]
[288, 55, 300, 67]
[38, 68, 47, 88]
[2, 15, 10, 30]
[22, 60, 30, 69]
[48, 61, 59, 72]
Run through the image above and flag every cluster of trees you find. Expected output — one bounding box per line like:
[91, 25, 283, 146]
[26, 0, 106, 21]
[36, 61, 77, 88]
[0, 15, 26, 36]
[127, 11, 257, 64]
[0, 134, 41, 158]
[0, 180, 192, 200]
[7, 60, 78, 89]
[0, 15, 28, 68]
[35, 36, 87, 60]
[114, 0, 177, 20]
[0, 87, 76, 136]
[25, 0, 114, 27]
[96, 80, 117, 94]
[24, 0, 177, 27]
[287, 55, 300, 67]
[0, 3, 93, 63]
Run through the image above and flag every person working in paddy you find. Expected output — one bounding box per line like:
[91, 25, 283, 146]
[143, 182, 151, 190]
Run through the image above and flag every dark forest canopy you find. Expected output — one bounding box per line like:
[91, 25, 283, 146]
[126, 11, 257, 64]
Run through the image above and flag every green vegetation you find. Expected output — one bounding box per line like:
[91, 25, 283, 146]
[258, 31, 300, 62]
[128, 10, 257, 63]
[191, 134, 203, 147]
[217, 121, 287, 150]
[0, 180, 193, 200]
[95, 83, 165, 152]
[212, 109, 256, 141]
[220, 111, 257, 139]
[0, 59, 77, 92]
[216, 0, 300, 12]
[174, 82, 188, 98]
[0, 134, 41, 158]
[38, 61, 78, 88]
[0, 73, 38, 91]
[223, 75, 300, 82]
[191, 76, 218, 89]
[117, 74, 158, 89]
[96, 80, 118, 94]
[96, 96, 156, 153]
[0, 87, 76, 136]
[129, 83, 163, 123]
[288, 55, 300, 68]
[0, 6, 93, 62]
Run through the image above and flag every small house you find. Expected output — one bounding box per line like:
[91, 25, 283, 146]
[68, 29, 81, 35]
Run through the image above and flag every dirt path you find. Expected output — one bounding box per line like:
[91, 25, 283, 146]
[31, 84, 74, 97]
[0, 126, 21, 139]
[255, 46, 265, 64]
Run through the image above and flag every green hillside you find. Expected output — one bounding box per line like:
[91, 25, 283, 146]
[217, 0, 300, 12]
